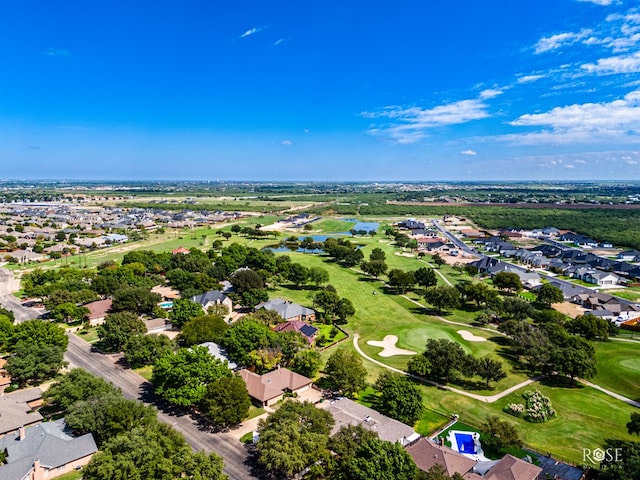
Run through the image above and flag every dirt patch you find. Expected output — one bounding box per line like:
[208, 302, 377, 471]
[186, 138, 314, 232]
[552, 301, 586, 319]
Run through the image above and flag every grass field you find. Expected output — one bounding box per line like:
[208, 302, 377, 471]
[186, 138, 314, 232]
[593, 340, 640, 401]
[312, 218, 356, 233]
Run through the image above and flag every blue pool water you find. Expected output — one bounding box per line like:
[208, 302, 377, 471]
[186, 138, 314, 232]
[159, 301, 174, 309]
[454, 433, 477, 454]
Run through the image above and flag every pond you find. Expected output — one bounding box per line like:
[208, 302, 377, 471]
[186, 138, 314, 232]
[352, 222, 379, 232]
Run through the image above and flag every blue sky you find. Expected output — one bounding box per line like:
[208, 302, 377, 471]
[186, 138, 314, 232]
[2, 0, 640, 181]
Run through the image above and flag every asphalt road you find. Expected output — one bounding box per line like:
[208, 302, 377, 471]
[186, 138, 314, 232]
[0, 267, 41, 323]
[65, 334, 257, 480]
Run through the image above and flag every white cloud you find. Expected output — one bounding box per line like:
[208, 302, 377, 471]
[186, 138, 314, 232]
[577, 0, 614, 5]
[582, 51, 640, 74]
[363, 97, 492, 144]
[280, 140, 293, 145]
[460, 149, 477, 156]
[506, 90, 640, 144]
[240, 26, 264, 38]
[534, 30, 591, 54]
[45, 48, 70, 56]
[517, 74, 545, 83]
[479, 88, 504, 99]
[273, 38, 285, 46]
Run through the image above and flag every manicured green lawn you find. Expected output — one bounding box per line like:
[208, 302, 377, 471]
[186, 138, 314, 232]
[134, 365, 154, 381]
[54, 470, 83, 480]
[312, 218, 356, 233]
[593, 340, 640, 401]
[75, 326, 99, 343]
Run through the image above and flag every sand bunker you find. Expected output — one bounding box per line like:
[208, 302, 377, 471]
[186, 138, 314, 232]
[457, 330, 487, 342]
[394, 252, 415, 257]
[367, 335, 417, 357]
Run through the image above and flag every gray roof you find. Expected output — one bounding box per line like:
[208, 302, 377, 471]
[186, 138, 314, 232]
[0, 387, 43, 435]
[198, 342, 238, 369]
[318, 397, 417, 445]
[0, 419, 97, 479]
[191, 290, 228, 306]
[255, 298, 315, 320]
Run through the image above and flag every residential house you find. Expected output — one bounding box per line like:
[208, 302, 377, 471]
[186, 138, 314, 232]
[273, 320, 318, 344]
[83, 299, 112, 326]
[199, 342, 238, 370]
[319, 396, 419, 445]
[0, 419, 98, 480]
[406, 437, 477, 477]
[151, 285, 181, 300]
[0, 388, 43, 438]
[488, 263, 542, 289]
[255, 298, 316, 322]
[191, 290, 233, 315]
[239, 367, 312, 407]
[405, 438, 543, 480]
[559, 232, 599, 248]
[397, 219, 426, 231]
[144, 318, 173, 334]
[617, 250, 640, 261]
[171, 247, 190, 255]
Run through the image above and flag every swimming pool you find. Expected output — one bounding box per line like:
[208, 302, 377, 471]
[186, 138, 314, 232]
[454, 433, 477, 454]
[158, 301, 174, 309]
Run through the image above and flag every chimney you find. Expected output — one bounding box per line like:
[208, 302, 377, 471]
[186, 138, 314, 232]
[19, 426, 25, 441]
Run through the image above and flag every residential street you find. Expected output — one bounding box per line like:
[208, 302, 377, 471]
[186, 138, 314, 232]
[64, 334, 256, 480]
[0, 267, 41, 323]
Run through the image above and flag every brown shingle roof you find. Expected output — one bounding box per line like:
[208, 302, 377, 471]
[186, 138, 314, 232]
[406, 437, 477, 476]
[484, 454, 542, 480]
[239, 368, 312, 403]
[84, 299, 112, 319]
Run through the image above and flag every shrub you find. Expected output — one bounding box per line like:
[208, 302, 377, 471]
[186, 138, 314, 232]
[504, 390, 555, 423]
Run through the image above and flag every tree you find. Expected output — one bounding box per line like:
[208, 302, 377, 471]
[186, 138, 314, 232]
[481, 416, 522, 455]
[169, 298, 204, 328]
[628, 413, 640, 436]
[97, 312, 147, 353]
[423, 285, 461, 313]
[407, 354, 431, 377]
[44, 368, 120, 411]
[421, 339, 466, 382]
[200, 375, 251, 428]
[551, 336, 597, 379]
[493, 271, 523, 293]
[374, 372, 424, 424]
[111, 286, 162, 316]
[179, 314, 229, 346]
[474, 357, 507, 389]
[370, 247, 386, 262]
[240, 288, 269, 309]
[5, 341, 66, 386]
[123, 334, 174, 368]
[598, 439, 640, 480]
[336, 298, 356, 324]
[290, 349, 322, 378]
[418, 464, 465, 480]
[325, 349, 367, 397]
[388, 269, 416, 293]
[501, 296, 533, 321]
[82, 423, 226, 480]
[152, 346, 232, 407]
[566, 313, 610, 340]
[66, 393, 157, 447]
[219, 317, 276, 366]
[230, 268, 264, 293]
[331, 430, 418, 480]
[308, 267, 330, 287]
[536, 283, 564, 307]
[10, 319, 68, 350]
[257, 401, 334, 478]
[314, 289, 342, 322]
[414, 266, 437, 289]
[432, 253, 446, 268]
[50, 302, 90, 323]
[360, 260, 388, 279]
